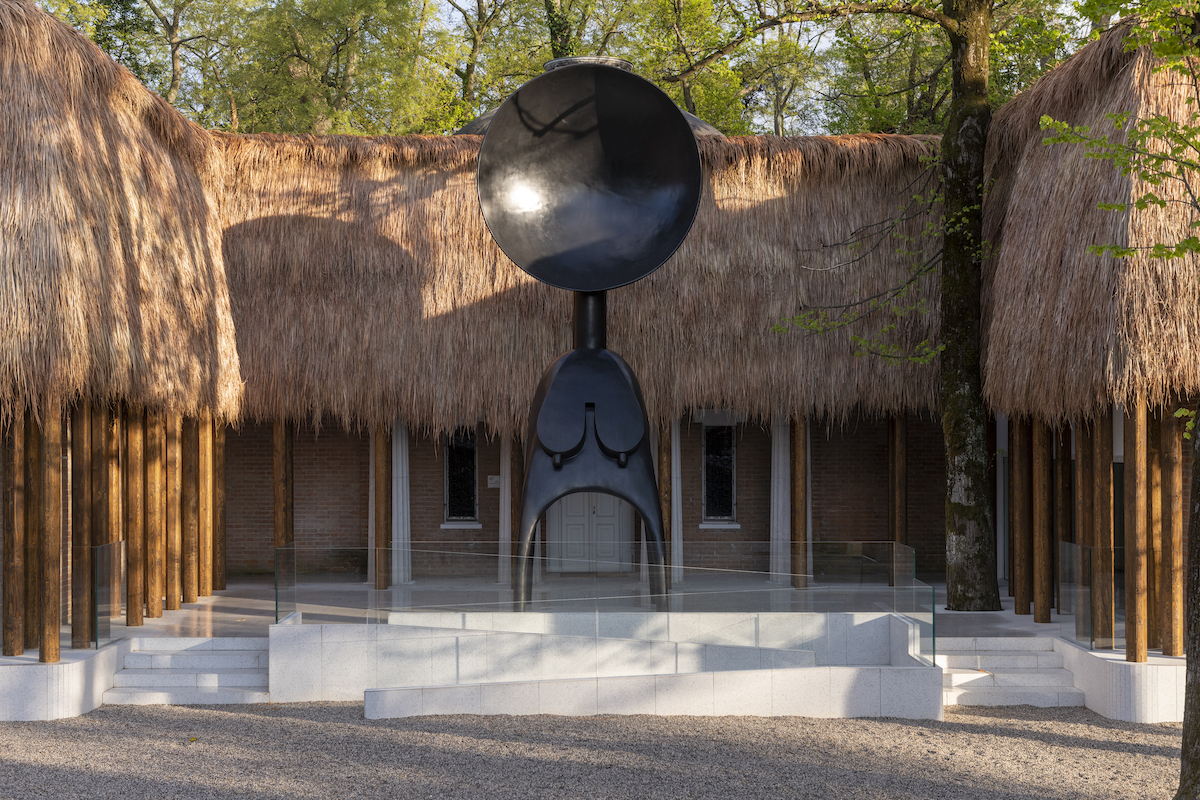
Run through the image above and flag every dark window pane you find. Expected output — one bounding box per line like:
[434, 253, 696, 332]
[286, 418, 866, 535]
[446, 429, 477, 520]
[704, 426, 735, 519]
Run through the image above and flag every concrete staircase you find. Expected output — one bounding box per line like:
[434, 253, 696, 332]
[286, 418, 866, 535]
[938, 637, 1085, 708]
[104, 637, 270, 706]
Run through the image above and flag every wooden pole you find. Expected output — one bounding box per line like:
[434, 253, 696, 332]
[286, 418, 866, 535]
[272, 421, 294, 550]
[374, 424, 392, 590]
[1011, 417, 1032, 614]
[657, 420, 671, 588]
[144, 411, 164, 618]
[38, 411, 62, 663]
[198, 412, 213, 597]
[3, 412, 25, 656]
[1074, 421, 1095, 641]
[790, 416, 809, 589]
[1093, 410, 1115, 647]
[24, 411, 40, 650]
[125, 409, 144, 626]
[1125, 399, 1148, 662]
[106, 408, 121, 617]
[510, 436, 523, 589]
[1032, 421, 1053, 622]
[181, 416, 199, 604]
[1147, 409, 1162, 649]
[165, 415, 182, 610]
[70, 403, 92, 647]
[213, 422, 226, 591]
[888, 414, 908, 547]
[1162, 406, 1185, 656]
[1053, 426, 1072, 613]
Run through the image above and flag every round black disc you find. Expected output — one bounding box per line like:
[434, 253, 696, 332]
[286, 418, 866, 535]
[476, 64, 702, 292]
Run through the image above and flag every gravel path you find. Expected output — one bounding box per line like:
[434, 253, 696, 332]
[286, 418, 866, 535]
[0, 704, 1180, 799]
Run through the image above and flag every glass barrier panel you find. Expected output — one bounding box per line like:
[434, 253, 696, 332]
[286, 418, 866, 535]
[93, 540, 125, 648]
[275, 541, 296, 622]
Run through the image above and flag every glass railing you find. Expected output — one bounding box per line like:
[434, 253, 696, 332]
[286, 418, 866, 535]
[272, 540, 936, 664]
[92, 540, 126, 649]
[1058, 542, 1125, 650]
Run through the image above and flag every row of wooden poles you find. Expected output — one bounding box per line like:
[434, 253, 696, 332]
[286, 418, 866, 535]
[1, 403, 226, 663]
[1009, 402, 1185, 662]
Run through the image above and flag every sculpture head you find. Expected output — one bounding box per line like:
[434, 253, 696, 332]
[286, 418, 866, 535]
[476, 61, 703, 292]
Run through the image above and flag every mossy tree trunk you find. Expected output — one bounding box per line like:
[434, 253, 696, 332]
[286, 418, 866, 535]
[939, 0, 1001, 611]
[1175, 413, 1200, 799]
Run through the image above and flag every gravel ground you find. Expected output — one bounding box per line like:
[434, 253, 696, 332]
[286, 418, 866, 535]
[0, 704, 1181, 800]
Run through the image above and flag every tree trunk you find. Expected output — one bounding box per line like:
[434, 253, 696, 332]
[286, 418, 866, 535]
[1176, 408, 1200, 798]
[543, 0, 574, 58]
[939, 0, 999, 611]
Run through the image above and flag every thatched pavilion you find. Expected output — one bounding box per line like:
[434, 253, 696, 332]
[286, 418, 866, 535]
[1, 0, 1190, 671]
[983, 23, 1200, 661]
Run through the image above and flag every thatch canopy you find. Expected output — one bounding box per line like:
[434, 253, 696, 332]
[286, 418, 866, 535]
[216, 131, 942, 434]
[0, 0, 240, 421]
[983, 24, 1200, 421]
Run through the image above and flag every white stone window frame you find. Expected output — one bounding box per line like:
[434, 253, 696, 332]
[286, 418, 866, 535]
[701, 423, 737, 523]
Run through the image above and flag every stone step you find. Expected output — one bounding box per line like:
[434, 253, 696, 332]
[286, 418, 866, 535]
[935, 636, 1055, 651]
[131, 637, 268, 652]
[943, 686, 1085, 708]
[935, 650, 1063, 670]
[122, 650, 267, 670]
[113, 668, 268, 689]
[942, 668, 1075, 688]
[102, 687, 271, 706]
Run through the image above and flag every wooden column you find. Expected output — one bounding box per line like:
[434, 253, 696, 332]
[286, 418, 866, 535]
[144, 412, 164, 618]
[510, 436, 523, 589]
[1053, 426, 1072, 613]
[38, 412, 62, 663]
[1074, 421, 1095, 641]
[273, 421, 294, 550]
[1093, 410, 1115, 647]
[1146, 410, 1162, 649]
[790, 417, 808, 589]
[888, 414, 908, 547]
[657, 421, 671, 587]
[125, 409, 144, 626]
[3, 412, 25, 656]
[181, 416, 199, 604]
[1161, 406, 1185, 656]
[198, 412, 213, 597]
[1124, 399, 1148, 662]
[213, 422, 226, 591]
[70, 404, 92, 647]
[374, 425, 392, 590]
[1010, 417, 1032, 614]
[105, 409, 121, 617]
[165, 415, 182, 610]
[24, 412, 40, 650]
[1032, 421, 1053, 622]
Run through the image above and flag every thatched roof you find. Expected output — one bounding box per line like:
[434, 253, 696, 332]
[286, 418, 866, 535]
[0, 0, 240, 421]
[982, 24, 1200, 421]
[216, 131, 942, 433]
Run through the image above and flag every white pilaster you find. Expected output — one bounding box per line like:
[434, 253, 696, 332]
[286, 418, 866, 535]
[498, 437, 512, 584]
[392, 419, 412, 584]
[769, 415, 790, 582]
[671, 418, 683, 585]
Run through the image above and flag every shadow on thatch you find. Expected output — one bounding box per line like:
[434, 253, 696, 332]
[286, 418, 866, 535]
[217, 132, 944, 434]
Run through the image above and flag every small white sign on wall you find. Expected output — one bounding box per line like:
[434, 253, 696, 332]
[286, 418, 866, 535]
[487, 475, 501, 489]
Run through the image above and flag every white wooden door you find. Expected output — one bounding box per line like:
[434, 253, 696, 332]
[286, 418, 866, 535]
[546, 492, 634, 572]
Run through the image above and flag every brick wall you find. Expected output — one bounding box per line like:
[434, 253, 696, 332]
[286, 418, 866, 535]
[810, 412, 947, 574]
[409, 428, 502, 577]
[678, 420, 772, 572]
[225, 422, 369, 574]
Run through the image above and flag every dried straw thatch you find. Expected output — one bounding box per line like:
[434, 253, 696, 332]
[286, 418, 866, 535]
[217, 131, 942, 434]
[0, 0, 240, 421]
[983, 24, 1200, 421]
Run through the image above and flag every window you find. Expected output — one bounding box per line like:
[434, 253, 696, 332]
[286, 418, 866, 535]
[444, 428, 478, 521]
[702, 425, 736, 520]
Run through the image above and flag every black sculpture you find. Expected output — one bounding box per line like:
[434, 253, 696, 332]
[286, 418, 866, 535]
[477, 59, 702, 610]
